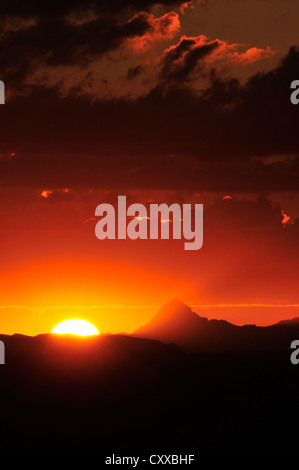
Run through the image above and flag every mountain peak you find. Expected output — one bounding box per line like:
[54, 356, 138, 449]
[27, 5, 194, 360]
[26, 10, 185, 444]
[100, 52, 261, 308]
[134, 299, 209, 349]
[133, 300, 299, 352]
[155, 298, 207, 322]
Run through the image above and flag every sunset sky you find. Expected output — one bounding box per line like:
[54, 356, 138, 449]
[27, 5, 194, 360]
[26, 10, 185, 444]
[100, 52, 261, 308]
[0, 0, 299, 335]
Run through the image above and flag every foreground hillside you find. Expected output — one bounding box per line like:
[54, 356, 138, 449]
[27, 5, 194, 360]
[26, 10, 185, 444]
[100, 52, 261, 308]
[0, 332, 298, 449]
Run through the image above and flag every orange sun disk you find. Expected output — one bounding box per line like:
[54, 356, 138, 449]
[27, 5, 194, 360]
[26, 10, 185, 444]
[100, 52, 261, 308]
[51, 319, 99, 336]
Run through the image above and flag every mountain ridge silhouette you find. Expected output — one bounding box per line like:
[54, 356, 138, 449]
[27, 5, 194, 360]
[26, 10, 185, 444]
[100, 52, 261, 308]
[0, 307, 298, 449]
[133, 299, 299, 352]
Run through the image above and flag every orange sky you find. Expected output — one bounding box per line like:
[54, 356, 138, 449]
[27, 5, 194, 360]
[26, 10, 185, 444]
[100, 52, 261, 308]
[0, 188, 298, 335]
[0, 1, 299, 335]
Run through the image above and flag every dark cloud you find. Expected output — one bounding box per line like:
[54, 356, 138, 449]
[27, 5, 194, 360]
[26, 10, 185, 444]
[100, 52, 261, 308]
[0, 14, 158, 87]
[158, 36, 220, 83]
[157, 35, 275, 85]
[0, 0, 187, 20]
[126, 64, 145, 80]
[0, 1, 185, 88]
[195, 45, 299, 161]
[0, 43, 299, 191]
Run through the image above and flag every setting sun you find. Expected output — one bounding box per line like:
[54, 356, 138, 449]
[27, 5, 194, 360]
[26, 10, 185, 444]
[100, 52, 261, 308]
[51, 319, 99, 336]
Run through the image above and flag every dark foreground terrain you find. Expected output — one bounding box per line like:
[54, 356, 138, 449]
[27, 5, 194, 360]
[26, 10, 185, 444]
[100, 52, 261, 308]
[0, 332, 298, 450]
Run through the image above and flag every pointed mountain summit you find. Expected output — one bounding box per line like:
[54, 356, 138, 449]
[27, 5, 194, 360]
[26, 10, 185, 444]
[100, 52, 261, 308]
[134, 299, 237, 352]
[133, 300, 299, 352]
[136, 299, 208, 332]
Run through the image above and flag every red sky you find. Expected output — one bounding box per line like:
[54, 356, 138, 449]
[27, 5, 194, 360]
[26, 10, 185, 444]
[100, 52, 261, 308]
[0, 0, 299, 334]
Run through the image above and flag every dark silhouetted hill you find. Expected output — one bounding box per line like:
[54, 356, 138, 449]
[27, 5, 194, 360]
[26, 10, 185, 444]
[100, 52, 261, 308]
[0, 330, 298, 450]
[133, 299, 299, 352]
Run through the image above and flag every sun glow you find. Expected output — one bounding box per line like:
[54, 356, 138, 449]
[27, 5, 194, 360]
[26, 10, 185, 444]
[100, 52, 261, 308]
[51, 319, 99, 336]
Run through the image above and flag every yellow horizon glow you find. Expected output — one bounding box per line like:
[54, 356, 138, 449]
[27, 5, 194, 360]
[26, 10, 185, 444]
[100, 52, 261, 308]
[51, 319, 99, 336]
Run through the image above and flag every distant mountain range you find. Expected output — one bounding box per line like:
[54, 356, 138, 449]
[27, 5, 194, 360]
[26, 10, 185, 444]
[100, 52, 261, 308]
[133, 299, 299, 352]
[0, 309, 299, 449]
